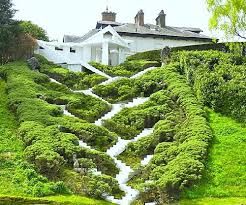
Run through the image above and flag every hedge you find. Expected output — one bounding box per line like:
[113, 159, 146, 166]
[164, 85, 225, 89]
[35, 54, 107, 90]
[0, 61, 119, 184]
[175, 50, 246, 122]
[90, 60, 160, 77]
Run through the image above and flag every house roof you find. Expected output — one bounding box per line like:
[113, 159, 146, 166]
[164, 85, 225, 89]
[63, 29, 99, 43]
[114, 23, 212, 41]
[63, 35, 81, 43]
[96, 21, 123, 29]
[64, 22, 212, 44]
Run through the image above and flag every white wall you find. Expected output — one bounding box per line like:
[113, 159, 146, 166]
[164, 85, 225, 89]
[67, 64, 82, 72]
[82, 46, 92, 62]
[121, 36, 208, 54]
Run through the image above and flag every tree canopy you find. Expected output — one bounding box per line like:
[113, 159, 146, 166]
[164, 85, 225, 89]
[0, 0, 16, 25]
[0, 0, 37, 64]
[207, 0, 246, 40]
[20, 21, 49, 41]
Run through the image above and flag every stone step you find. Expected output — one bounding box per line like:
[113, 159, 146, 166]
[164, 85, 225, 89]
[99, 76, 124, 85]
[131, 128, 154, 142]
[130, 67, 157, 79]
[141, 155, 154, 166]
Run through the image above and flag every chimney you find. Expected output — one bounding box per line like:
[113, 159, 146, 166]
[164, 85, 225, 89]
[102, 6, 116, 22]
[156, 10, 166, 28]
[135, 9, 144, 26]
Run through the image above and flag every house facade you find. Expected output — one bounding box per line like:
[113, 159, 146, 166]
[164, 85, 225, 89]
[37, 8, 213, 71]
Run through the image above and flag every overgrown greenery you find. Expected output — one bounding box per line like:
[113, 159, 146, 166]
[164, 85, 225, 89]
[1, 47, 246, 204]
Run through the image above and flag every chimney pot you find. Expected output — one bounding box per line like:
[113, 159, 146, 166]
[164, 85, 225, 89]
[156, 10, 166, 28]
[135, 9, 144, 26]
[102, 7, 116, 22]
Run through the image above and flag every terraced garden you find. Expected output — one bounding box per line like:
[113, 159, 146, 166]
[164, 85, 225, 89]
[0, 49, 245, 205]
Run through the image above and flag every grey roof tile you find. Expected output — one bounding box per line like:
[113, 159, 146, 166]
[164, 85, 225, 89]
[63, 22, 212, 43]
[114, 23, 212, 40]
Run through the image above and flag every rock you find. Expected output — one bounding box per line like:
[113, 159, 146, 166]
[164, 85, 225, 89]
[27, 57, 40, 71]
[161, 46, 171, 65]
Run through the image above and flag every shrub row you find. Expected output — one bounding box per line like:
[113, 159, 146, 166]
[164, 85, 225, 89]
[127, 49, 162, 62]
[103, 90, 175, 140]
[174, 50, 246, 122]
[90, 60, 160, 77]
[124, 63, 213, 203]
[56, 116, 118, 152]
[93, 67, 167, 103]
[80, 173, 124, 199]
[118, 118, 178, 168]
[0, 62, 118, 181]
[77, 148, 119, 177]
[35, 54, 107, 90]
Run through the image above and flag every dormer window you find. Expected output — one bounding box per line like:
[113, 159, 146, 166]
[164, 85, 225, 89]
[103, 31, 113, 39]
[70, 47, 76, 53]
[55, 46, 63, 51]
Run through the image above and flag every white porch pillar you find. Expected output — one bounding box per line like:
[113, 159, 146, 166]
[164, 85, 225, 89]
[118, 48, 125, 64]
[102, 41, 109, 65]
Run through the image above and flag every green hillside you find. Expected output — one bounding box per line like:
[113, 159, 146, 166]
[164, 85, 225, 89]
[181, 110, 246, 204]
[0, 49, 245, 204]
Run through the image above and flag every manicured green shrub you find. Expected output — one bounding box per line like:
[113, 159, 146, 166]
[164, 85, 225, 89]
[103, 90, 174, 139]
[123, 63, 213, 202]
[127, 49, 162, 62]
[175, 50, 246, 122]
[93, 67, 168, 103]
[19, 121, 79, 177]
[56, 116, 118, 151]
[90, 60, 160, 77]
[77, 148, 119, 177]
[13, 161, 70, 197]
[81, 174, 123, 199]
[35, 54, 107, 90]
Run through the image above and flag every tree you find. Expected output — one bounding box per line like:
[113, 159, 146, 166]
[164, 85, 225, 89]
[0, 0, 16, 25]
[20, 21, 49, 41]
[0, 1, 37, 64]
[207, 0, 246, 40]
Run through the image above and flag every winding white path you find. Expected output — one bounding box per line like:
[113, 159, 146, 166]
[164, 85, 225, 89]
[130, 67, 158, 79]
[49, 67, 157, 205]
[141, 155, 154, 166]
[60, 105, 75, 117]
[50, 77, 62, 85]
[73, 88, 109, 103]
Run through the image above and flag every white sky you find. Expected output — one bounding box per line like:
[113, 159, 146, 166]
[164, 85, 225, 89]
[12, 0, 219, 41]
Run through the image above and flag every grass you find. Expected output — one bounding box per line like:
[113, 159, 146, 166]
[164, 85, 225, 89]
[0, 195, 114, 205]
[181, 109, 246, 203]
[0, 79, 115, 204]
[0, 79, 25, 196]
[180, 197, 246, 205]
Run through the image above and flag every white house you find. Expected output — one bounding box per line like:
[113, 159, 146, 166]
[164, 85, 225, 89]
[36, 8, 213, 72]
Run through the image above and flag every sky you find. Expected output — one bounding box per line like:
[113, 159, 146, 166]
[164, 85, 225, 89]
[12, 0, 218, 41]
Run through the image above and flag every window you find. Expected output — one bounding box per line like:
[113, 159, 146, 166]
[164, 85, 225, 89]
[70, 47, 76, 53]
[55, 47, 63, 51]
[103, 31, 113, 39]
